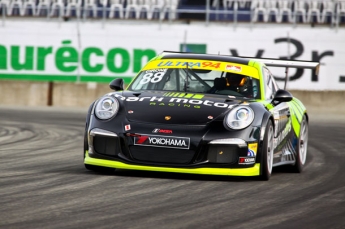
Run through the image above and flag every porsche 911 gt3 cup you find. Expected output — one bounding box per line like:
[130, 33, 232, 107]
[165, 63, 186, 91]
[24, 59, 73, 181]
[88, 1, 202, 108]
[83, 51, 319, 180]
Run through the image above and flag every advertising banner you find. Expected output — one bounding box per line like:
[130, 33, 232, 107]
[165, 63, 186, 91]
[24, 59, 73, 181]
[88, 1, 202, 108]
[0, 20, 344, 90]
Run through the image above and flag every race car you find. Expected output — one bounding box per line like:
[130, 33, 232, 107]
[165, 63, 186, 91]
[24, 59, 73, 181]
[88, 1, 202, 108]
[83, 51, 319, 180]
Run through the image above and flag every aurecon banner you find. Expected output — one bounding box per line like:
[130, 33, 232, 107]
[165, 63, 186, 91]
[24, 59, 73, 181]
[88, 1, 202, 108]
[0, 20, 344, 90]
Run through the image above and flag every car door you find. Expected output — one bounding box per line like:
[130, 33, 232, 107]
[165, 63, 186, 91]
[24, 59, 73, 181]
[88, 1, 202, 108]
[263, 67, 294, 165]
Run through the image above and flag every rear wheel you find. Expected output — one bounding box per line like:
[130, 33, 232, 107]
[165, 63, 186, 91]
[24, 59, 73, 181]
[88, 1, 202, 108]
[291, 115, 308, 173]
[260, 120, 274, 181]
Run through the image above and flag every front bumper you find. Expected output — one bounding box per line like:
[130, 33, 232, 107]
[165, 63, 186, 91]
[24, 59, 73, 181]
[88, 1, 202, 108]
[85, 125, 261, 176]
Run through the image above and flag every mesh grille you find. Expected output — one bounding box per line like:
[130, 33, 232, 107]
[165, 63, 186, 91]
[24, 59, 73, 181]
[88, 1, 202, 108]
[130, 146, 196, 164]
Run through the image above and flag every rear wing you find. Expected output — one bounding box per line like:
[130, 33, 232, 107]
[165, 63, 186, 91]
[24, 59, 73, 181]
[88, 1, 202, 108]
[247, 57, 320, 75]
[244, 57, 320, 89]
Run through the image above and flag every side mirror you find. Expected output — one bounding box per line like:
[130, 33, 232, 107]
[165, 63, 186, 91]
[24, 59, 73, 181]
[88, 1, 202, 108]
[109, 78, 124, 91]
[272, 89, 293, 105]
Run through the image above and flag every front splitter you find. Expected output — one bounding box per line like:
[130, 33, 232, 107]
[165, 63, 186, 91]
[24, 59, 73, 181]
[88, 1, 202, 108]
[84, 152, 260, 176]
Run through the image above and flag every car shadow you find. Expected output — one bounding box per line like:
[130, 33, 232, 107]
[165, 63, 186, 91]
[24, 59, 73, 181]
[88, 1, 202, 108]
[81, 167, 266, 182]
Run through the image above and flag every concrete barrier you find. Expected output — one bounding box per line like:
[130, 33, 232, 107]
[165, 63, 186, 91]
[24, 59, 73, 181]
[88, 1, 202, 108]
[1, 80, 344, 112]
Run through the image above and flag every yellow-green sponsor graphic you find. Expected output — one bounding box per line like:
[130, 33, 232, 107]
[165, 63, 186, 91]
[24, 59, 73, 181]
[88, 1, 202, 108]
[163, 92, 204, 99]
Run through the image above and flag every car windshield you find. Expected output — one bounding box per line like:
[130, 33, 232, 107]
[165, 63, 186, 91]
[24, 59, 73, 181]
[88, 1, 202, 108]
[128, 68, 260, 99]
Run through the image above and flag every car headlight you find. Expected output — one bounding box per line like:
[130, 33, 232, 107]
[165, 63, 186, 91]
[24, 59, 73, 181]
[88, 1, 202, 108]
[225, 106, 254, 130]
[94, 96, 119, 120]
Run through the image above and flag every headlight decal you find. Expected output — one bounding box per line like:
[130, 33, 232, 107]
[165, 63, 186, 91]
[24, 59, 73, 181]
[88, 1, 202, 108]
[225, 106, 254, 130]
[95, 96, 119, 120]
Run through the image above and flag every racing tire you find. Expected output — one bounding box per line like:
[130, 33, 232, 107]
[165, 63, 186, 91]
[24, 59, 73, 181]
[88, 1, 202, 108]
[291, 115, 308, 173]
[260, 120, 274, 181]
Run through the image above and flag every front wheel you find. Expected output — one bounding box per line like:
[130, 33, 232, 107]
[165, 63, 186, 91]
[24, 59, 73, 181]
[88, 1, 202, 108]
[291, 115, 308, 173]
[260, 120, 274, 181]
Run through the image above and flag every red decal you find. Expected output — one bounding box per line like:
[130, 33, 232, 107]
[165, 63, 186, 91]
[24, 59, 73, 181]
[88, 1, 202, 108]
[136, 136, 149, 144]
[226, 65, 242, 72]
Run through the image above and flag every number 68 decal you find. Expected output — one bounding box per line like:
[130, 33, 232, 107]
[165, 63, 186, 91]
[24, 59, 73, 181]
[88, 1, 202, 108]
[139, 72, 165, 84]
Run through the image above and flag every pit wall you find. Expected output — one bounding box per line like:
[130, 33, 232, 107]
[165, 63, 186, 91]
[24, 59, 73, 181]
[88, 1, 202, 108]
[1, 80, 345, 113]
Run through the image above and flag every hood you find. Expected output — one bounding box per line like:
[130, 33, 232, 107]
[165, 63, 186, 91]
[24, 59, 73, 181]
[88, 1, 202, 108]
[114, 91, 243, 125]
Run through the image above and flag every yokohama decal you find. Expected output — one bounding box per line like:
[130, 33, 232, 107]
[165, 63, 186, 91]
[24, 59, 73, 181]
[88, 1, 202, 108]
[134, 134, 190, 149]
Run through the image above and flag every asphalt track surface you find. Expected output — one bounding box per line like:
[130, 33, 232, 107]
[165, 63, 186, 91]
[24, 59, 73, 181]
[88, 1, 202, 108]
[0, 106, 345, 229]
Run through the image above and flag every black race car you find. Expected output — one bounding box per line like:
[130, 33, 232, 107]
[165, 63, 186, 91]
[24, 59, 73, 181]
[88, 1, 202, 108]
[84, 51, 319, 180]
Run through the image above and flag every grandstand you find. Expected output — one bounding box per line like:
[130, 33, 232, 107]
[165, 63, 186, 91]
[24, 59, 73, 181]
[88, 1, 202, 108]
[0, 0, 344, 26]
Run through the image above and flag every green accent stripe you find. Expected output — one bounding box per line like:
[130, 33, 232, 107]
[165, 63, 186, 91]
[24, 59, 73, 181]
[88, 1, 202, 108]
[184, 93, 194, 98]
[291, 100, 304, 118]
[84, 152, 261, 176]
[0, 73, 134, 84]
[289, 102, 303, 122]
[164, 92, 204, 99]
[192, 94, 204, 99]
[291, 113, 301, 137]
[257, 100, 274, 110]
[292, 99, 306, 117]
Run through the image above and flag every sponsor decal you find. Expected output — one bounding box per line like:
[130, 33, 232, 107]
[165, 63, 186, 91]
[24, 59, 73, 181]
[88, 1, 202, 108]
[134, 134, 190, 149]
[248, 143, 258, 156]
[239, 157, 255, 165]
[226, 64, 242, 72]
[113, 94, 233, 109]
[156, 60, 221, 69]
[247, 149, 255, 157]
[163, 92, 204, 99]
[145, 69, 167, 73]
[125, 125, 131, 131]
[152, 128, 173, 134]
